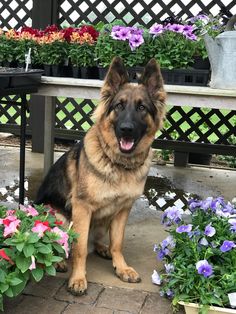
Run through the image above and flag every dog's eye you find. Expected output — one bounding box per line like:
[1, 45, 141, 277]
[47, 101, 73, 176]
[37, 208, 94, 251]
[115, 103, 124, 111]
[137, 104, 146, 112]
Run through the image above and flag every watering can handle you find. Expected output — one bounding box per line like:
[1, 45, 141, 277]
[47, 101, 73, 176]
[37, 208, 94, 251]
[225, 14, 236, 31]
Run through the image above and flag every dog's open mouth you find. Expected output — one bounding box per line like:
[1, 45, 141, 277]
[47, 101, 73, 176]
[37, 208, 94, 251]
[119, 137, 135, 153]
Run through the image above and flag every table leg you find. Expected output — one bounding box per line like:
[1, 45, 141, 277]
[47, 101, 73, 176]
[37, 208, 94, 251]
[19, 94, 28, 205]
[43, 96, 55, 176]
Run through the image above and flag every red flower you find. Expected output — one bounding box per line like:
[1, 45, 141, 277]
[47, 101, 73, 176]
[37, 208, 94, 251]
[0, 249, 14, 265]
[55, 220, 63, 225]
[79, 25, 99, 40]
[44, 24, 59, 34]
[61, 27, 76, 42]
[34, 220, 50, 229]
[2, 219, 11, 226]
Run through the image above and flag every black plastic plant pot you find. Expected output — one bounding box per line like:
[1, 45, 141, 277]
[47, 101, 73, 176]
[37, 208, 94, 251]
[81, 66, 99, 79]
[72, 66, 81, 78]
[161, 68, 210, 86]
[98, 66, 108, 80]
[43, 64, 51, 76]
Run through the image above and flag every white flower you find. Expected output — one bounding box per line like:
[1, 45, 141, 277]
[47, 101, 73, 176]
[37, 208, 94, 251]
[151, 270, 162, 285]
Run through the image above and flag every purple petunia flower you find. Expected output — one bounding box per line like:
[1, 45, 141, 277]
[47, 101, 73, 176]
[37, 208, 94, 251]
[220, 240, 236, 252]
[161, 235, 175, 249]
[184, 31, 197, 41]
[129, 34, 144, 51]
[204, 223, 216, 237]
[157, 247, 170, 260]
[166, 23, 184, 33]
[196, 260, 213, 277]
[162, 206, 184, 226]
[229, 219, 236, 233]
[149, 23, 164, 36]
[176, 224, 193, 233]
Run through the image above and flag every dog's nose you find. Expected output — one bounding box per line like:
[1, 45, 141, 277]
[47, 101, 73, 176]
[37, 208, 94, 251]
[120, 122, 134, 134]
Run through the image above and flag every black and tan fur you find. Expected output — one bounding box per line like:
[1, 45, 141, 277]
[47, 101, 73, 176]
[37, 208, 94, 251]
[35, 57, 166, 296]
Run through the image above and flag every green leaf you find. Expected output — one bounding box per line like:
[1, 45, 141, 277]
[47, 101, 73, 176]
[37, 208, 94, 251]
[37, 244, 52, 254]
[52, 243, 64, 254]
[31, 268, 44, 282]
[0, 283, 9, 293]
[46, 265, 56, 276]
[5, 287, 14, 298]
[23, 244, 35, 257]
[16, 242, 25, 252]
[0, 269, 6, 283]
[27, 233, 40, 244]
[15, 255, 31, 273]
[11, 281, 26, 297]
[9, 277, 23, 286]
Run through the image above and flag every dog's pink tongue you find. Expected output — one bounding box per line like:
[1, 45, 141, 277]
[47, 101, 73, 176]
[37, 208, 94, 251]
[120, 138, 134, 151]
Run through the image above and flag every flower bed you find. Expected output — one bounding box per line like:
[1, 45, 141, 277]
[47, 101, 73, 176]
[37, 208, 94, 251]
[0, 204, 78, 311]
[152, 197, 236, 313]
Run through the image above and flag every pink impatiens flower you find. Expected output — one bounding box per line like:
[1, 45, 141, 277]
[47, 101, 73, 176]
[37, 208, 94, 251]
[51, 227, 69, 258]
[31, 221, 50, 238]
[0, 215, 21, 237]
[20, 204, 39, 217]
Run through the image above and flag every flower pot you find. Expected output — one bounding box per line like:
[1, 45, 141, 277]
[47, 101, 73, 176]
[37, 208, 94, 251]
[128, 66, 144, 82]
[193, 56, 210, 70]
[51, 64, 63, 77]
[179, 302, 236, 314]
[81, 66, 99, 79]
[161, 68, 210, 86]
[98, 66, 108, 80]
[72, 66, 81, 78]
[43, 64, 51, 76]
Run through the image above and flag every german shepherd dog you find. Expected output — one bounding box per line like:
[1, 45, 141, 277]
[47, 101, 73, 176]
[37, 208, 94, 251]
[35, 57, 166, 296]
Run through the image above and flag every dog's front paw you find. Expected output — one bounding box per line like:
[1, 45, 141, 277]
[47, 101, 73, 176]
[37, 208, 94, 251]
[67, 276, 87, 296]
[115, 267, 141, 283]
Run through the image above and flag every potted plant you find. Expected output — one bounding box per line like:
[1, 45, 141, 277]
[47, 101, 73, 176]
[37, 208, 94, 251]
[148, 22, 210, 86]
[152, 197, 236, 314]
[95, 21, 149, 81]
[36, 25, 68, 76]
[0, 204, 78, 311]
[0, 29, 17, 67]
[68, 25, 99, 78]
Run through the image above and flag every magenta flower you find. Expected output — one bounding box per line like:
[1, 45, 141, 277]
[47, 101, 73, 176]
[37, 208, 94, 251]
[166, 23, 184, 33]
[176, 224, 192, 233]
[196, 260, 213, 277]
[220, 240, 236, 252]
[204, 223, 216, 237]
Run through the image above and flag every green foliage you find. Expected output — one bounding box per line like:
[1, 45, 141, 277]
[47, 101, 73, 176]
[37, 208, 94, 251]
[69, 43, 96, 67]
[36, 41, 68, 65]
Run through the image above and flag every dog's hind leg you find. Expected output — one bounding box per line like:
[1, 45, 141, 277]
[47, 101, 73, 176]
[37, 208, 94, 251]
[93, 223, 112, 259]
[109, 207, 141, 283]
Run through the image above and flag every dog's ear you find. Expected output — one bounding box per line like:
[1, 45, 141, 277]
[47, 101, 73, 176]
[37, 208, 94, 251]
[102, 57, 129, 97]
[139, 59, 165, 102]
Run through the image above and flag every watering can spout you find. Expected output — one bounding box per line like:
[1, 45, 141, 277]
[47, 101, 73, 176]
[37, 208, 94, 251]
[203, 33, 219, 74]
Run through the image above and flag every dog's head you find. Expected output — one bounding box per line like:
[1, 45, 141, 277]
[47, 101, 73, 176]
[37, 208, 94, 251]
[94, 57, 166, 155]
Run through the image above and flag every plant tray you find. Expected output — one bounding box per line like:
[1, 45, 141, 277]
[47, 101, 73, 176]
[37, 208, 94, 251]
[161, 68, 210, 86]
[0, 67, 44, 91]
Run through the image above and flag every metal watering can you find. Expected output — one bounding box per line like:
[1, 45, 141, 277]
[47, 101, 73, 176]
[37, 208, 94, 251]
[203, 15, 236, 89]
